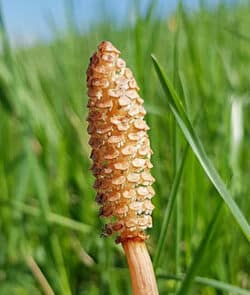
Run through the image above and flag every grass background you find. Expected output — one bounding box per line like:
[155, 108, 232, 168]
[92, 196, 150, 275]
[0, 0, 250, 294]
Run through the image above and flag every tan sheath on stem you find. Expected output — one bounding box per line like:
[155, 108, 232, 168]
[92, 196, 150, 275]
[122, 240, 159, 295]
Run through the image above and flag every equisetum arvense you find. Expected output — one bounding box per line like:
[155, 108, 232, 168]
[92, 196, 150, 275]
[87, 41, 158, 295]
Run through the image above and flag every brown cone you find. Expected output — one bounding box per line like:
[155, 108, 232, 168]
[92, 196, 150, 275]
[87, 41, 155, 243]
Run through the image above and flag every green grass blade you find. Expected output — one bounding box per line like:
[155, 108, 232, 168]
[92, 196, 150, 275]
[28, 152, 50, 220]
[224, 27, 250, 42]
[51, 234, 72, 295]
[151, 55, 250, 242]
[0, 1, 13, 69]
[12, 201, 91, 234]
[173, 2, 182, 281]
[153, 145, 189, 269]
[157, 273, 250, 295]
[177, 201, 222, 294]
[0, 70, 14, 114]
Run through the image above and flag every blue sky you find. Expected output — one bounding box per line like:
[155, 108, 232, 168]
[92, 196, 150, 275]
[1, 0, 236, 46]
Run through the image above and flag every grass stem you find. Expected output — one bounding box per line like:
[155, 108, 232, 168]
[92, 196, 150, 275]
[26, 256, 55, 295]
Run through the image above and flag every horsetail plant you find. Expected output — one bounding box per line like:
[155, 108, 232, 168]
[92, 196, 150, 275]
[87, 41, 158, 295]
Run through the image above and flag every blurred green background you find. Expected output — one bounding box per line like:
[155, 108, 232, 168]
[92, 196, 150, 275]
[0, 0, 249, 294]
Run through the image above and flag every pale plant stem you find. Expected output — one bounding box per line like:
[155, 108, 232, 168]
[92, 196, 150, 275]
[122, 240, 159, 295]
[26, 256, 55, 295]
